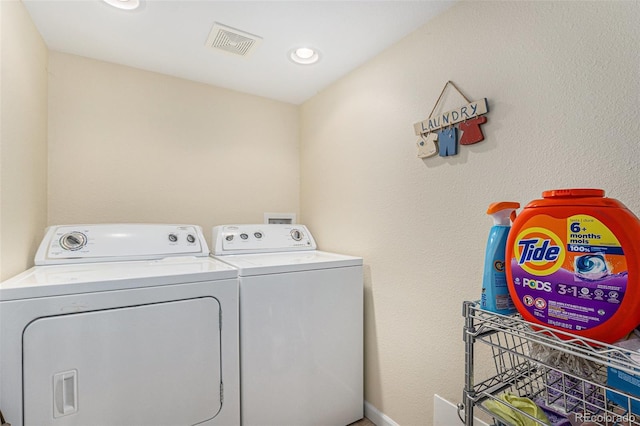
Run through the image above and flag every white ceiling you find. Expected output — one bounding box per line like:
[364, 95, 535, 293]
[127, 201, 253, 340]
[22, 0, 455, 104]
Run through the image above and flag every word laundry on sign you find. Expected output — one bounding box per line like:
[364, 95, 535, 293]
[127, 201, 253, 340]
[413, 99, 489, 135]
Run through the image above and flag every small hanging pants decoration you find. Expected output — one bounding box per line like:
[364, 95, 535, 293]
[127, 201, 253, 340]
[413, 81, 489, 159]
[437, 127, 458, 157]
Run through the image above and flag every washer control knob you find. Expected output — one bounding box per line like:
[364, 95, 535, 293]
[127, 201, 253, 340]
[254, 232, 263, 239]
[59, 232, 87, 251]
[291, 229, 303, 241]
[240, 233, 249, 240]
[186, 234, 196, 243]
[225, 235, 234, 242]
[168, 233, 178, 243]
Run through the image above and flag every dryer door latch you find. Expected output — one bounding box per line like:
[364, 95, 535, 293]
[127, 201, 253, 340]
[54, 370, 79, 418]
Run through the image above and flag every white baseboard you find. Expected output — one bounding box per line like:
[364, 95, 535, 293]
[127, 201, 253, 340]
[433, 394, 489, 426]
[363, 396, 488, 426]
[364, 401, 400, 426]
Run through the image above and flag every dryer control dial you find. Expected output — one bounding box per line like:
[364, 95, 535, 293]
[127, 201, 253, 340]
[290, 229, 303, 241]
[59, 232, 87, 251]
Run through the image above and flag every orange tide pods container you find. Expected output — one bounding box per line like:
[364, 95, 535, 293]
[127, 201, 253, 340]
[506, 189, 640, 344]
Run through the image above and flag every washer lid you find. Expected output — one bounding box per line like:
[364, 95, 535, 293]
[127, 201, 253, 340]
[213, 250, 362, 276]
[0, 257, 237, 301]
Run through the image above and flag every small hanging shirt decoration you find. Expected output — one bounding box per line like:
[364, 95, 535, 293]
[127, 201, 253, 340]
[418, 132, 438, 158]
[413, 81, 489, 158]
[458, 116, 487, 145]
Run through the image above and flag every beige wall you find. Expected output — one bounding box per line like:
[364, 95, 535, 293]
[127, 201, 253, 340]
[47, 52, 299, 248]
[300, 1, 640, 424]
[0, 0, 48, 280]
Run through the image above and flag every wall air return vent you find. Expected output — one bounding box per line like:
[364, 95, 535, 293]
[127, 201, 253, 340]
[205, 22, 262, 58]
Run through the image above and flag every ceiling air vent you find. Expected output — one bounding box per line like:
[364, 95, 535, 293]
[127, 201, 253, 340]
[205, 22, 262, 58]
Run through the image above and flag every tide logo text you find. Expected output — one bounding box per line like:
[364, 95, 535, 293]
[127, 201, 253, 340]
[522, 278, 552, 292]
[518, 239, 560, 264]
[513, 227, 566, 276]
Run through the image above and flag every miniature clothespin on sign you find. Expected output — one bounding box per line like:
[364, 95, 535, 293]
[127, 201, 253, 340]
[413, 81, 489, 158]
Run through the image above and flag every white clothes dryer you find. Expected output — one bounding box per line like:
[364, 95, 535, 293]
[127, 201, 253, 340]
[211, 224, 363, 426]
[0, 224, 240, 426]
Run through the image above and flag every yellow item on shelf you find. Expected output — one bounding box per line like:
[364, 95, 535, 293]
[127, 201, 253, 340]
[484, 393, 551, 426]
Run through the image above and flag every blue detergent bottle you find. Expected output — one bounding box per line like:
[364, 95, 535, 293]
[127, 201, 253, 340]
[481, 201, 520, 314]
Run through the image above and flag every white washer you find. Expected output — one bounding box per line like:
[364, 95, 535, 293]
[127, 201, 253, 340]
[0, 224, 240, 426]
[211, 224, 363, 426]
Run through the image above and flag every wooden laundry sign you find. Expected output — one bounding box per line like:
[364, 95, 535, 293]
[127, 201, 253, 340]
[413, 81, 489, 159]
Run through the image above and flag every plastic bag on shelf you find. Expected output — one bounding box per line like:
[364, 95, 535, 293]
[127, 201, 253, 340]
[530, 342, 603, 383]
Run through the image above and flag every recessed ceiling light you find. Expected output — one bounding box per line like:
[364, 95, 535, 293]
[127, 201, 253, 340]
[289, 47, 320, 65]
[102, 0, 140, 11]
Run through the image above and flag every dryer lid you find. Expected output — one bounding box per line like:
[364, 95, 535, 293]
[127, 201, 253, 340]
[213, 250, 362, 276]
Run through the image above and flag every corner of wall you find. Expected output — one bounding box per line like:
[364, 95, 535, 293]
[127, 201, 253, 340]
[0, 0, 49, 280]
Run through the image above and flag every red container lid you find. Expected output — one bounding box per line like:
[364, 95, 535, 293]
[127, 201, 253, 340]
[542, 188, 605, 198]
[526, 188, 624, 209]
